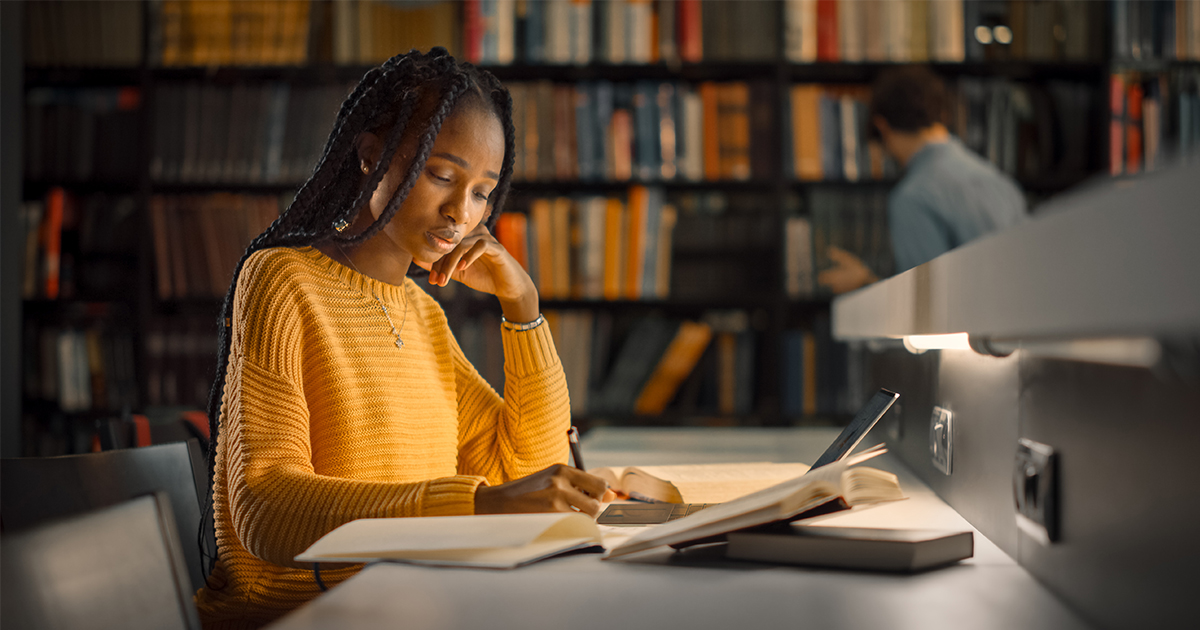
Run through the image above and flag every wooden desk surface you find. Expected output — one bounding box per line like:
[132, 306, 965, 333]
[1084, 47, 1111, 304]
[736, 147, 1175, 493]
[267, 427, 1094, 630]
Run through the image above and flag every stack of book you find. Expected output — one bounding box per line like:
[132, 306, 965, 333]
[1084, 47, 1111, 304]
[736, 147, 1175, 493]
[148, 194, 282, 300]
[151, 82, 350, 185]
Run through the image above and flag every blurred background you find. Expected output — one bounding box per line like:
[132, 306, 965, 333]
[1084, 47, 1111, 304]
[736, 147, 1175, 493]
[3, 0, 1198, 457]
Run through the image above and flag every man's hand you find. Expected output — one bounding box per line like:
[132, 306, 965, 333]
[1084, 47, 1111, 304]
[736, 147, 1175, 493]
[817, 246, 878, 294]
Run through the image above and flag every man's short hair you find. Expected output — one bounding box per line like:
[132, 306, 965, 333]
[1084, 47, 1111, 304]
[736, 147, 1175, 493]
[869, 66, 947, 134]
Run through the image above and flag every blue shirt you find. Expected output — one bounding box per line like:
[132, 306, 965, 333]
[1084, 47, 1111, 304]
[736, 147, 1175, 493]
[888, 137, 1027, 273]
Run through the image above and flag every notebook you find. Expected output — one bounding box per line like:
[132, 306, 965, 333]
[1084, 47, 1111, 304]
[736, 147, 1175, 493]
[596, 388, 900, 525]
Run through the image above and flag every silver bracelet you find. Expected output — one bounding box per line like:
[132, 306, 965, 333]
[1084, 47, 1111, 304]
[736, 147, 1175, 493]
[500, 313, 545, 332]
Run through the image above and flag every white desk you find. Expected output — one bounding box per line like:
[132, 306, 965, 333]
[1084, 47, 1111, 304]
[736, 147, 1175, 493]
[267, 428, 1094, 630]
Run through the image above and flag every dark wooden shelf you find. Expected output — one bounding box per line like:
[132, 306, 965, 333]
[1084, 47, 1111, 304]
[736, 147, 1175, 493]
[24, 66, 144, 87]
[510, 179, 777, 194]
[22, 299, 135, 318]
[788, 60, 1109, 83]
[146, 62, 783, 84]
[24, 179, 142, 198]
[149, 181, 299, 195]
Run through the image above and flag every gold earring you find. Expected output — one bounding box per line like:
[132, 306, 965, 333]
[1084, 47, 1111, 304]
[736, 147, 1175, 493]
[333, 218, 349, 232]
[362, 164, 370, 174]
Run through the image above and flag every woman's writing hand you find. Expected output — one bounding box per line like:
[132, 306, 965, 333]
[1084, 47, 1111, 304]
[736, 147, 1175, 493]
[474, 465, 618, 518]
[416, 218, 540, 322]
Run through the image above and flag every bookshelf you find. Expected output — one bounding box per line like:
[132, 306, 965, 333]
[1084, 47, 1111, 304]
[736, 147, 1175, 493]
[11, 0, 1200, 456]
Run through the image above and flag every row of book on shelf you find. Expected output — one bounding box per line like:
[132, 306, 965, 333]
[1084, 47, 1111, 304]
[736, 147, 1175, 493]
[148, 194, 283, 300]
[23, 319, 139, 415]
[454, 308, 862, 420]
[32, 0, 1151, 70]
[24, 87, 142, 183]
[24, 313, 221, 415]
[1110, 69, 1200, 175]
[34, 76, 1110, 190]
[1111, 0, 1200, 61]
[21, 190, 140, 301]
[144, 79, 770, 185]
[150, 82, 350, 185]
[785, 189, 894, 299]
[496, 187, 675, 301]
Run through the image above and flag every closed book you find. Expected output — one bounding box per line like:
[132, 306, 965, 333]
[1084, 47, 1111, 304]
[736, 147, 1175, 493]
[494, 212, 529, 272]
[791, 85, 822, 180]
[726, 526, 973, 572]
[296, 513, 603, 569]
[606, 450, 904, 558]
[632, 320, 713, 415]
[624, 185, 649, 299]
[531, 198, 555, 297]
[592, 316, 679, 415]
[816, 0, 838, 61]
[602, 197, 626, 300]
[699, 82, 721, 180]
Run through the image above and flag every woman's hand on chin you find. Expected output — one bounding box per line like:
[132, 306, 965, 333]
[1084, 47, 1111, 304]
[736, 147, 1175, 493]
[416, 220, 540, 322]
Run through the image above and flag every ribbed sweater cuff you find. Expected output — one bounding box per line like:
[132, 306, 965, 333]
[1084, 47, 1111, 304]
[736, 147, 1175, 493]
[422, 476, 487, 516]
[501, 321, 560, 379]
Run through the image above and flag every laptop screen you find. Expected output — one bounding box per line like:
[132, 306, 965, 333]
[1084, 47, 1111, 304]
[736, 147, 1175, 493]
[808, 388, 900, 470]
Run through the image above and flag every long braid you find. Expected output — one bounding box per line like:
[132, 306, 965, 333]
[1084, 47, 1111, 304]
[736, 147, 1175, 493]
[199, 48, 516, 577]
[343, 72, 473, 246]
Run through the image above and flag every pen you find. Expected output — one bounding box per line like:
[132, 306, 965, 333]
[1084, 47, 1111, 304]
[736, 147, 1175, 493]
[567, 426, 585, 471]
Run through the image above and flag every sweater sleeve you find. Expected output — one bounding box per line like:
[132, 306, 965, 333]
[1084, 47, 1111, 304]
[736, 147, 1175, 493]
[219, 254, 487, 568]
[453, 321, 571, 485]
[221, 355, 487, 568]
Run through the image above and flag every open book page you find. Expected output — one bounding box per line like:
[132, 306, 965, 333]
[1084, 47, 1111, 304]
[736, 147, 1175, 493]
[295, 513, 602, 569]
[588, 462, 813, 503]
[606, 458, 905, 559]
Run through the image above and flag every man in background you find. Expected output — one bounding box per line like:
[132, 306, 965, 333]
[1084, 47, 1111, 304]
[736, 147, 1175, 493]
[818, 66, 1027, 293]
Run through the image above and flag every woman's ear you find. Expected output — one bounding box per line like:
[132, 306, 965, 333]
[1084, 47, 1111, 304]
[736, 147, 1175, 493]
[355, 131, 382, 174]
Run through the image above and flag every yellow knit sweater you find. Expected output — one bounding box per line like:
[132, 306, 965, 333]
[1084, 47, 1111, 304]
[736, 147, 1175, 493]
[194, 246, 570, 629]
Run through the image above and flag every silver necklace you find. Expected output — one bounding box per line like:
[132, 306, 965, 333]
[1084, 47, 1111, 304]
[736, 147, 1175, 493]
[335, 244, 408, 350]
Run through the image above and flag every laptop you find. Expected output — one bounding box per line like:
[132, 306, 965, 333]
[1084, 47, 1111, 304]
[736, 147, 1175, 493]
[596, 388, 900, 525]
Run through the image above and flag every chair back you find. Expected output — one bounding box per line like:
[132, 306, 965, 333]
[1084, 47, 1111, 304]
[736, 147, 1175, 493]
[1, 439, 210, 592]
[1, 493, 202, 630]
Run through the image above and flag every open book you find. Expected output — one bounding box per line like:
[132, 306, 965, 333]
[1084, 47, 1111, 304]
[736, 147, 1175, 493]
[605, 449, 905, 559]
[295, 513, 602, 569]
[589, 462, 814, 504]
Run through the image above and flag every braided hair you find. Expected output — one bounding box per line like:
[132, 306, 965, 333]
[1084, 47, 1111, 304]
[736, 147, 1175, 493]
[199, 48, 517, 572]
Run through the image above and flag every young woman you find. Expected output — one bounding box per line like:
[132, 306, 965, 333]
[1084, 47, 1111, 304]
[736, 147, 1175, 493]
[194, 48, 611, 629]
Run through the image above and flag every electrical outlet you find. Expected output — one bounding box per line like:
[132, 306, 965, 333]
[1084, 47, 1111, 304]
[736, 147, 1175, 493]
[1014, 438, 1058, 544]
[929, 406, 953, 475]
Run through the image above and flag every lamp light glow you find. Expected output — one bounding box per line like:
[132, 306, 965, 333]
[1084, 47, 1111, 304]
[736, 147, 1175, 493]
[903, 333, 973, 354]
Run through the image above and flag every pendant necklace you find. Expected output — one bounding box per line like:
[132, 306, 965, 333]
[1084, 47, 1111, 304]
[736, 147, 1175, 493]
[335, 243, 408, 350]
